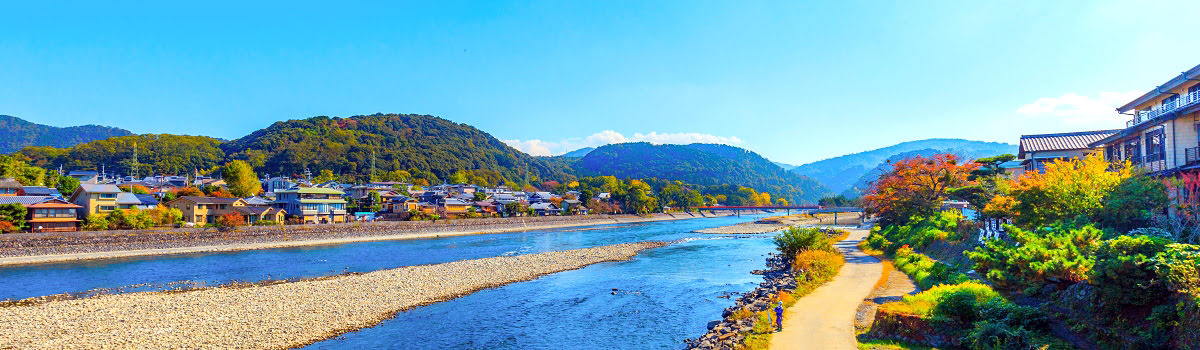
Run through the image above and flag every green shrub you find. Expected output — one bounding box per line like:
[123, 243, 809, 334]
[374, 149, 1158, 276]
[253, 220, 279, 226]
[1090, 234, 1171, 307]
[1158, 244, 1200, 295]
[774, 227, 833, 257]
[967, 225, 1101, 291]
[893, 246, 970, 289]
[793, 249, 844, 282]
[1095, 176, 1168, 232]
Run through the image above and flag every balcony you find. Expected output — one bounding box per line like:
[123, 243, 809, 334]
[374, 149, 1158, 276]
[1188, 147, 1200, 166]
[1127, 90, 1200, 127]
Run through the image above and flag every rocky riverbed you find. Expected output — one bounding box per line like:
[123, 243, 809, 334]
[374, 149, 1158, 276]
[685, 252, 797, 349]
[0, 241, 668, 349]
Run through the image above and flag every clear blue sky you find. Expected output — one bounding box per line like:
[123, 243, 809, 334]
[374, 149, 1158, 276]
[4, 1, 1200, 165]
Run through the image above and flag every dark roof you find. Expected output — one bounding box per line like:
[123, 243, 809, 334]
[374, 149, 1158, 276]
[69, 171, 98, 176]
[235, 206, 270, 215]
[173, 196, 243, 205]
[0, 196, 54, 206]
[135, 194, 159, 205]
[1018, 130, 1119, 156]
[21, 186, 52, 196]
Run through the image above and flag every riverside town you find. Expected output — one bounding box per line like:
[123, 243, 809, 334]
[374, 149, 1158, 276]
[2, 3, 1199, 350]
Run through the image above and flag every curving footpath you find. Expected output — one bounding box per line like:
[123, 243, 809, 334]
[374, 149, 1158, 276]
[769, 229, 881, 350]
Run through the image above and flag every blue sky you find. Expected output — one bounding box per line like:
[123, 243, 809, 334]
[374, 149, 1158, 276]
[4, 1, 1200, 165]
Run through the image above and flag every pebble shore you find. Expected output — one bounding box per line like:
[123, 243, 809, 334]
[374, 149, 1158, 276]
[0, 241, 668, 349]
[0, 213, 710, 266]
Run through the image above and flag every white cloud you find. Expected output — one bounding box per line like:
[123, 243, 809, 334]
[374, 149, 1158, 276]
[503, 130, 744, 156]
[1016, 91, 1142, 125]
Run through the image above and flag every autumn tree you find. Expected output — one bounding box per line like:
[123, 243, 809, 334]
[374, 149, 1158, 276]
[1009, 154, 1131, 228]
[176, 187, 204, 197]
[314, 169, 336, 183]
[222, 160, 261, 197]
[862, 154, 978, 225]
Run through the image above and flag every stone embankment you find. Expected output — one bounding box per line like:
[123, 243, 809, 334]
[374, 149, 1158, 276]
[0, 213, 711, 265]
[0, 241, 668, 349]
[685, 253, 796, 349]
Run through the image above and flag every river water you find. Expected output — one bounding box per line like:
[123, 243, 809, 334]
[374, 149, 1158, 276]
[2, 214, 779, 349]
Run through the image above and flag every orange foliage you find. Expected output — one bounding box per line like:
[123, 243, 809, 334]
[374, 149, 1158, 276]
[175, 187, 204, 197]
[862, 154, 978, 225]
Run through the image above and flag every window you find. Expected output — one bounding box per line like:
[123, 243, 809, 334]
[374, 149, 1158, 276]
[99, 193, 117, 199]
[1124, 138, 1142, 163]
[1190, 84, 1200, 95]
[99, 205, 116, 211]
[1145, 129, 1166, 162]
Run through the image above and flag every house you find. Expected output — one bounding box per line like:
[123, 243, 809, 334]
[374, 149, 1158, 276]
[530, 202, 560, 216]
[166, 196, 250, 224]
[243, 196, 273, 207]
[68, 184, 122, 218]
[999, 160, 1025, 177]
[262, 177, 295, 194]
[116, 192, 158, 210]
[232, 206, 286, 224]
[0, 178, 22, 196]
[474, 201, 498, 214]
[272, 187, 347, 224]
[1017, 130, 1119, 173]
[441, 198, 472, 217]
[68, 171, 99, 184]
[528, 192, 556, 203]
[388, 196, 419, 213]
[493, 193, 519, 205]
[0, 196, 82, 232]
[561, 199, 586, 215]
[595, 192, 612, 201]
[1090, 63, 1200, 176]
[20, 186, 63, 199]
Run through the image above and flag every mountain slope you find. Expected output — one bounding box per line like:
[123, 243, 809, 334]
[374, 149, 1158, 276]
[561, 147, 595, 158]
[793, 138, 1016, 196]
[0, 115, 133, 153]
[575, 142, 832, 204]
[221, 113, 573, 183]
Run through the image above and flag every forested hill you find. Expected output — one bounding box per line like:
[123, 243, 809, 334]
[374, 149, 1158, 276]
[0, 115, 132, 153]
[792, 138, 1017, 195]
[221, 114, 573, 184]
[574, 142, 832, 204]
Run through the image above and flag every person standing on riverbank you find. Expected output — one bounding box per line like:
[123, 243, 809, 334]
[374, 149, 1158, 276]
[774, 301, 784, 332]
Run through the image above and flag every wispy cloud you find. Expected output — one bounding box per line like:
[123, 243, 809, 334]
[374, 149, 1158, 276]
[503, 130, 744, 156]
[1016, 91, 1142, 126]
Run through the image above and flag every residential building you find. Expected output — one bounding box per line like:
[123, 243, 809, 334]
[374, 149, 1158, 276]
[272, 187, 348, 224]
[68, 171, 99, 184]
[530, 202, 561, 216]
[1091, 63, 1200, 175]
[1017, 130, 1118, 173]
[116, 192, 158, 210]
[68, 184, 122, 218]
[232, 206, 287, 224]
[441, 198, 472, 217]
[388, 196, 419, 213]
[165, 196, 249, 224]
[19, 186, 63, 199]
[0, 196, 82, 232]
[0, 178, 21, 196]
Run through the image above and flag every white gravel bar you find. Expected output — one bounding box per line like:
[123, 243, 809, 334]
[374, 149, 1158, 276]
[0, 241, 668, 349]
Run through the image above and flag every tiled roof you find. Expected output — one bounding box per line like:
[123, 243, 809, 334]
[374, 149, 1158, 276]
[0, 196, 54, 206]
[173, 196, 243, 204]
[0, 178, 22, 189]
[78, 184, 122, 193]
[21, 186, 52, 196]
[1019, 130, 1120, 154]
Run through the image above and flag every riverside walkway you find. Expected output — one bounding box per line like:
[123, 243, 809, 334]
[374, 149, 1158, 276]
[770, 228, 881, 350]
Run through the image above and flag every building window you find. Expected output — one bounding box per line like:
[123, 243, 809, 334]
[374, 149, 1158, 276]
[99, 205, 116, 211]
[1145, 129, 1166, 162]
[1124, 138, 1142, 164]
[100, 193, 117, 199]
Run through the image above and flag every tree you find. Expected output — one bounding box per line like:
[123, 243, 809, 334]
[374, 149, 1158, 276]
[122, 185, 150, 194]
[1009, 154, 1131, 228]
[82, 215, 109, 231]
[1096, 175, 1167, 232]
[473, 191, 487, 201]
[314, 169, 336, 183]
[223, 160, 261, 197]
[55, 174, 80, 197]
[217, 213, 245, 230]
[0, 154, 45, 186]
[862, 154, 978, 226]
[0, 204, 27, 231]
[970, 154, 1017, 180]
[176, 187, 204, 197]
[209, 189, 234, 198]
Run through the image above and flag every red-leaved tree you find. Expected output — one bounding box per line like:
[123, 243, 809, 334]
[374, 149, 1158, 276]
[862, 154, 978, 225]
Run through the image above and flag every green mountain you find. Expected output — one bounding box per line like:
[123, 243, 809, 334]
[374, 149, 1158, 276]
[20, 134, 226, 176]
[221, 113, 573, 184]
[772, 161, 797, 170]
[0, 115, 132, 154]
[792, 138, 1017, 196]
[574, 142, 833, 204]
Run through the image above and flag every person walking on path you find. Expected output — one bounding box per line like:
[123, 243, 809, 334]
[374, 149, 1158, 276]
[774, 301, 784, 332]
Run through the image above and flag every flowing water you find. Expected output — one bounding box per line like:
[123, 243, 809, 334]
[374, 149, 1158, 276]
[2, 214, 780, 349]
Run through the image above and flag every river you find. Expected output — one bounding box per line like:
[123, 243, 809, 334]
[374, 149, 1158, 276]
[2, 214, 780, 349]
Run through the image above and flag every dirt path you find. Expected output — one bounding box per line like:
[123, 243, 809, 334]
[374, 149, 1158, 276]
[769, 229, 881, 350]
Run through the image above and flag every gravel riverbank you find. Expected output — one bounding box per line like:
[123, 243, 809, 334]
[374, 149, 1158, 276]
[0, 213, 718, 266]
[0, 241, 669, 349]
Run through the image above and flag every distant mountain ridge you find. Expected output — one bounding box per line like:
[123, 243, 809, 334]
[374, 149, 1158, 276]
[0, 115, 133, 153]
[561, 147, 595, 157]
[575, 142, 832, 204]
[791, 138, 1017, 196]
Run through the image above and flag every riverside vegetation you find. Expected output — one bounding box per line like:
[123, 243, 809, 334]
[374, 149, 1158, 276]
[858, 153, 1200, 349]
[687, 227, 847, 350]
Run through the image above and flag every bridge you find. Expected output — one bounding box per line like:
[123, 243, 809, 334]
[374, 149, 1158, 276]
[695, 205, 865, 217]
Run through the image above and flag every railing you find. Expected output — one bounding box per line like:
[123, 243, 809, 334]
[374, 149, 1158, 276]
[1187, 147, 1200, 166]
[31, 213, 77, 219]
[1142, 159, 1168, 173]
[1128, 90, 1200, 127]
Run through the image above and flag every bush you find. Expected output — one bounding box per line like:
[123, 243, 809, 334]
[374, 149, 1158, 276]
[1096, 176, 1167, 232]
[1158, 244, 1200, 295]
[893, 245, 970, 289]
[216, 213, 245, 230]
[253, 220, 280, 226]
[0, 221, 17, 233]
[967, 225, 1102, 291]
[774, 227, 834, 257]
[1090, 234, 1171, 307]
[869, 212, 962, 253]
[82, 215, 109, 231]
[881, 281, 1002, 317]
[793, 250, 844, 282]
